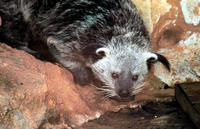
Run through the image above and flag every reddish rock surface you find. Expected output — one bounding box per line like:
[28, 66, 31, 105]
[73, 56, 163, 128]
[152, 0, 200, 86]
[0, 43, 174, 129]
[132, 0, 200, 86]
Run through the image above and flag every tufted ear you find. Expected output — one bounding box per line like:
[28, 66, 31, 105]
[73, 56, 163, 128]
[145, 52, 170, 71]
[155, 53, 170, 71]
[96, 47, 110, 57]
[81, 45, 110, 61]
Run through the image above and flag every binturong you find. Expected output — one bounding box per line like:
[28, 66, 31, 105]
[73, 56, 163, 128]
[0, 0, 170, 101]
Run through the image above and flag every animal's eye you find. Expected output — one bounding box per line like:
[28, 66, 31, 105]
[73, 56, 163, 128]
[132, 75, 138, 81]
[111, 73, 119, 79]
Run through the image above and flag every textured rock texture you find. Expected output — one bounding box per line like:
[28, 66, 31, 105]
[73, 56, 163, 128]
[133, 0, 200, 86]
[0, 44, 122, 128]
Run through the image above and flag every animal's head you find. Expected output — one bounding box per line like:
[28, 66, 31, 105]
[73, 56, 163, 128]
[83, 44, 170, 101]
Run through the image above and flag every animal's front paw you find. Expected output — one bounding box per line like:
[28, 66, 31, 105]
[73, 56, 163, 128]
[72, 67, 93, 86]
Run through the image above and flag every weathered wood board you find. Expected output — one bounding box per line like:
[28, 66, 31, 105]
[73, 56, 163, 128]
[175, 83, 200, 129]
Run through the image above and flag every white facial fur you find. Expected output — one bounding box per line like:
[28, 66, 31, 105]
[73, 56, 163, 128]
[91, 44, 157, 98]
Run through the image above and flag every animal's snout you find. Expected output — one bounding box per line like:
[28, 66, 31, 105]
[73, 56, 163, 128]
[111, 88, 135, 101]
[118, 89, 130, 97]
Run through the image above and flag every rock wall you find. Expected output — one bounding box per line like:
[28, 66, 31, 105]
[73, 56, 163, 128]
[133, 0, 200, 86]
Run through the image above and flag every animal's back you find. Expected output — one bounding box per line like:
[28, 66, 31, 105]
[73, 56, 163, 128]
[0, 0, 149, 51]
[0, 0, 28, 48]
[21, 0, 149, 47]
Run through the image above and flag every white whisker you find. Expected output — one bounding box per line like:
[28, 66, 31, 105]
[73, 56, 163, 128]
[97, 87, 113, 92]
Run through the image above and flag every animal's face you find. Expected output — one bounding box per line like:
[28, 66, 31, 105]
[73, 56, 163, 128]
[91, 46, 170, 101]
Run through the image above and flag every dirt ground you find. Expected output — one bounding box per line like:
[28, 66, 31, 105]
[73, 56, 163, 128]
[81, 101, 195, 129]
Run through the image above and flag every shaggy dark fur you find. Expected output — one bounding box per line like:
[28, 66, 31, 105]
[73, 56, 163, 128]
[0, 0, 170, 101]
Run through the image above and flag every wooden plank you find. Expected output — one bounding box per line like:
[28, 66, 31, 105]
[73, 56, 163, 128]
[175, 84, 200, 129]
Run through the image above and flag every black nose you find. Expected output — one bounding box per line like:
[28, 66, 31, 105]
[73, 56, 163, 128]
[118, 89, 129, 97]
